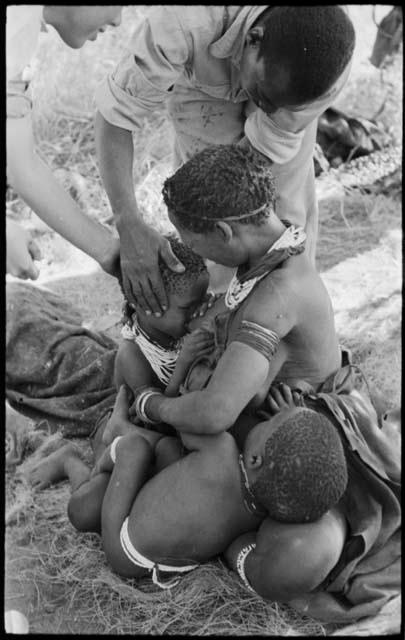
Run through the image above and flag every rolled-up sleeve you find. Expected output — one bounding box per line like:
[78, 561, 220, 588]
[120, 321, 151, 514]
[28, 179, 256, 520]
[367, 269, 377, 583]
[245, 60, 352, 164]
[95, 7, 190, 131]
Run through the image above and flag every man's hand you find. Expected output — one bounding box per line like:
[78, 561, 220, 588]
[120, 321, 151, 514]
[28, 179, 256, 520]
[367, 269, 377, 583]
[6, 219, 42, 280]
[119, 222, 185, 315]
[98, 233, 121, 279]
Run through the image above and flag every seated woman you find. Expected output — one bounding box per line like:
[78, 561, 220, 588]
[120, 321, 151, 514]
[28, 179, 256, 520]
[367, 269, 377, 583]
[132, 144, 342, 436]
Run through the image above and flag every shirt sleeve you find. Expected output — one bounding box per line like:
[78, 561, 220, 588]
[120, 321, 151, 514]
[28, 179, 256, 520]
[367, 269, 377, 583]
[244, 60, 352, 164]
[95, 6, 191, 131]
[6, 5, 43, 120]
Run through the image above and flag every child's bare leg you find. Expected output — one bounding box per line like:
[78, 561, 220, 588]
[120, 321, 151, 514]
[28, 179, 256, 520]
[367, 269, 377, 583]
[101, 434, 154, 578]
[27, 443, 91, 491]
[154, 436, 184, 473]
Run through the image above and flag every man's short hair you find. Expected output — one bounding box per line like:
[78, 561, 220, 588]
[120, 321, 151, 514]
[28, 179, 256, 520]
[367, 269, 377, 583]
[119, 235, 208, 308]
[251, 408, 348, 523]
[258, 6, 356, 104]
[162, 144, 276, 233]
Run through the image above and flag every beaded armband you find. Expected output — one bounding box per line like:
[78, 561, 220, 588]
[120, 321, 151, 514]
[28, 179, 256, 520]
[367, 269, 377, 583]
[233, 320, 280, 363]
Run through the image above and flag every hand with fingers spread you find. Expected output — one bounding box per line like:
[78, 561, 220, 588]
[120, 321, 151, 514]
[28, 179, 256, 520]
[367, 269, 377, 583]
[101, 384, 137, 446]
[6, 220, 42, 280]
[266, 382, 303, 415]
[178, 328, 216, 368]
[191, 291, 225, 319]
[120, 222, 185, 318]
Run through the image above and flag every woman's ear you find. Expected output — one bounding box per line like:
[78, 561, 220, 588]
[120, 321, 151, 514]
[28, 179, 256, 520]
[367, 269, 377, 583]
[246, 26, 264, 48]
[215, 221, 233, 244]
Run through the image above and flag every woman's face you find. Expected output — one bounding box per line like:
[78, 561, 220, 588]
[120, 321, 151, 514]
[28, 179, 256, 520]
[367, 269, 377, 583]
[168, 211, 248, 268]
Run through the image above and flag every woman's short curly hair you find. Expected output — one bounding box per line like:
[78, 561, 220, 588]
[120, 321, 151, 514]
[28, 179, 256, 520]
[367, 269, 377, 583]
[162, 144, 276, 233]
[251, 408, 348, 523]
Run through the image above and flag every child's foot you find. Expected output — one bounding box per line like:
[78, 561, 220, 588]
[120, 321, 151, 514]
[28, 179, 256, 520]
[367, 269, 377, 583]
[24, 444, 83, 490]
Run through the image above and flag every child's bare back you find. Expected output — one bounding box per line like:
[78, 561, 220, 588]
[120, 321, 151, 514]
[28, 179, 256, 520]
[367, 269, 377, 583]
[121, 431, 260, 566]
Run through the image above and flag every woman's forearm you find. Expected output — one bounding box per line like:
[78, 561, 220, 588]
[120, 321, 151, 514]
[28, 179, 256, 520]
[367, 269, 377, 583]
[146, 389, 233, 435]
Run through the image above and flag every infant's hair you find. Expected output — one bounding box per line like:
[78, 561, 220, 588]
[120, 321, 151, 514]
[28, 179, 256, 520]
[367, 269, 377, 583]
[258, 6, 356, 104]
[159, 234, 208, 296]
[162, 144, 275, 233]
[251, 408, 348, 523]
[120, 235, 208, 312]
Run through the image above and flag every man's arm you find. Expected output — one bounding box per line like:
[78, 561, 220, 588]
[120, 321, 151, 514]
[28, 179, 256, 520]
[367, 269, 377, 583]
[6, 115, 120, 276]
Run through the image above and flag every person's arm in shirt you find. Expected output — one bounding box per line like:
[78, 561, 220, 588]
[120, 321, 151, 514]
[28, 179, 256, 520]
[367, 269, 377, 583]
[95, 7, 194, 314]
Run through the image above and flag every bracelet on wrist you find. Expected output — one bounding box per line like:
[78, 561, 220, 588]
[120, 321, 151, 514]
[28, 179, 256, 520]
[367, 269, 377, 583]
[236, 543, 256, 593]
[135, 387, 162, 425]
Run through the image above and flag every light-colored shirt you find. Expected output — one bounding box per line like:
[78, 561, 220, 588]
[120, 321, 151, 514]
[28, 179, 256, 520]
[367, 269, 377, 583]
[6, 5, 43, 118]
[96, 5, 351, 165]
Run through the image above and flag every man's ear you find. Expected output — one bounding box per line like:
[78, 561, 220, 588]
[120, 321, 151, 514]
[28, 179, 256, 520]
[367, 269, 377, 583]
[246, 26, 264, 48]
[215, 221, 233, 244]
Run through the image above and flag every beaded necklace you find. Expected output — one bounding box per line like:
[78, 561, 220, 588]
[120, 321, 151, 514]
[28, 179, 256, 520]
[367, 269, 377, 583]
[225, 225, 306, 310]
[121, 316, 182, 386]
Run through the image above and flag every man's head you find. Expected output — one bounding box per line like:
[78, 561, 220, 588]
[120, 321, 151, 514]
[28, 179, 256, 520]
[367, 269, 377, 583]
[243, 407, 348, 523]
[239, 6, 355, 115]
[163, 144, 276, 266]
[122, 236, 209, 339]
[42, 6, 122, 48]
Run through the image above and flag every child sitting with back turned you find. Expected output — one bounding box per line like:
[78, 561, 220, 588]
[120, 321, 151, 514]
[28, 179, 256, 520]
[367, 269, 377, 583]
[65, 385, 348, 589]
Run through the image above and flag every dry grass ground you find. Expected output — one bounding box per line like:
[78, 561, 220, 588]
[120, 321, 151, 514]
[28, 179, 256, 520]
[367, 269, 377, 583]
[5, 6, 402, 635]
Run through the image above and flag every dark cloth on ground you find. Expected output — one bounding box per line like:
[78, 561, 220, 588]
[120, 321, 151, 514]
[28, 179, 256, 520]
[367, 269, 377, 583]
[6, 282, 117, 437]
[265, 361, 401, 623]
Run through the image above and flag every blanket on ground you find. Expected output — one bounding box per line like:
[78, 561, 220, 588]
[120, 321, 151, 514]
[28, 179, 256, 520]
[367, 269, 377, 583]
[6, 282, 117, 436]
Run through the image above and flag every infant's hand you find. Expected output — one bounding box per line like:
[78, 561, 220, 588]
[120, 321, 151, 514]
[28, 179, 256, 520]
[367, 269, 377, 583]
[178, 328, 215, 366]
[266, 382, 302, 414]
[191, 291, 224, 319]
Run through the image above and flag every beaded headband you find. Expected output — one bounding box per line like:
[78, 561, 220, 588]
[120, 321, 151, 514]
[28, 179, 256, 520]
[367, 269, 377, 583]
[178, 201, 273, 223]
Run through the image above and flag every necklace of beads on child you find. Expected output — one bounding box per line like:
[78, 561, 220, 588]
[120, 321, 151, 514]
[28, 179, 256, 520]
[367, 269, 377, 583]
[121, 317, 182, 386]
[224, 225, 306, 310]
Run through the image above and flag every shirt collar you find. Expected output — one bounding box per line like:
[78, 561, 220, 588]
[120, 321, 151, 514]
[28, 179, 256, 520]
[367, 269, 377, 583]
[210, 6, 270, 68]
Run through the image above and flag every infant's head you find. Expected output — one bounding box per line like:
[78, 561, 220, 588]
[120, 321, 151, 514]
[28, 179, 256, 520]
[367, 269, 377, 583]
[246, 407, 348, 523]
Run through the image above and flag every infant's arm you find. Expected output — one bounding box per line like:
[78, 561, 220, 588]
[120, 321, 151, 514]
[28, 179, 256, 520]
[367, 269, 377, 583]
[165, 328, 215, 397]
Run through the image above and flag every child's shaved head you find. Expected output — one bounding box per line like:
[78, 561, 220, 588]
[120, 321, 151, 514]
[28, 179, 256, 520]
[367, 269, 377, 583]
[252, 408, 348, 523]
